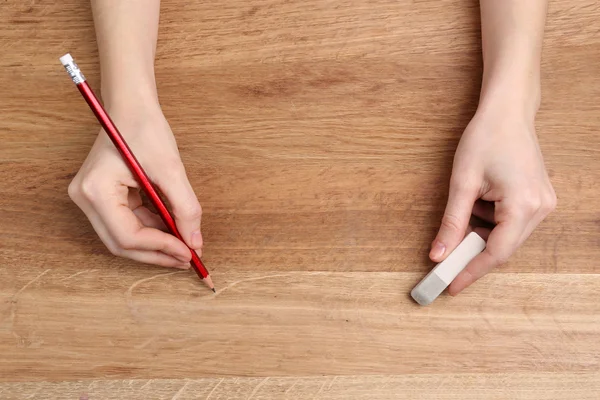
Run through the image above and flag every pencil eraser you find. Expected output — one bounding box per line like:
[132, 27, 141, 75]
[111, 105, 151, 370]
[411, 232, 486, 306]
[59, 53, 73, 66]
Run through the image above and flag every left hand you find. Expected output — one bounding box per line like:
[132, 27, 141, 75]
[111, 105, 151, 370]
[430, 104, 557, 295]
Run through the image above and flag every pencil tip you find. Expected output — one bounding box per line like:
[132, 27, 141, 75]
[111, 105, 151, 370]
[212, 288, 216, 293]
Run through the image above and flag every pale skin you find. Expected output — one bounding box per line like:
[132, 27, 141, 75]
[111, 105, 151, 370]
[70, 0, 556, 293]
[430, 0, 556, 295]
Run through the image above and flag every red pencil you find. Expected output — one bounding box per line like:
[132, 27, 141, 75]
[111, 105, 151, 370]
[60, 53, 214, 292]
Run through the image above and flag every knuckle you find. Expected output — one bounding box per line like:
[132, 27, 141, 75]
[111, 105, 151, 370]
[163, 158, 186, 177]
[180, 202, 202, 220]
[113, 233, 136, 251]
[154, 239, 167, 252]
[495, 205, 516, 221]
[495, 254, 510, 266]
[441, 213, 462, 233]
[79, 177, 98, 202]
[488, 250, 510, 266]
[67, 180, 80, 202]
[450, 175, 478, 193]
[519, 194, 542, 213]
[106, 243, 123, 257]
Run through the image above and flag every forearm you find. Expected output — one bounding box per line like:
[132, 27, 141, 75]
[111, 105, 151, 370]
[91, 0, 161, 110]
[477, 0, 548, 117]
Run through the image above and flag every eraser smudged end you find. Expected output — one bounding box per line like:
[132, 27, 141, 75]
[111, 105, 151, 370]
[59, 53, 73, 66]
[411, 232, 486, 306]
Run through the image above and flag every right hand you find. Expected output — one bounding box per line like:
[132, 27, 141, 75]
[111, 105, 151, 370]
[69, 104, 203, 269]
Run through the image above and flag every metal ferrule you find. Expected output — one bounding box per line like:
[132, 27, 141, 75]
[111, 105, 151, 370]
[63, 59, 86, 84]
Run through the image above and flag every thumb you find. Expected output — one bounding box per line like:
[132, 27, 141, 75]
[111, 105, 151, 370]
[430, 180, 478, 262]
[155, 165, 203, 252]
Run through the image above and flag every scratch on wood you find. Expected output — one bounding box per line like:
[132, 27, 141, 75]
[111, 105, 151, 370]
[247, 377, 269, 400]
[13, 269, 51, 299]
[183, 298, 412, 322]
[284, 378, 299, 394]
[523, 302, 537, 328]
[125, 271, 186, 319]
[202, 272, 332, 300]
[312, 378, 329, 400]
[2, 269, 51, 331]
[171, 379, 190, 400]
[126, 271, 186, 298]
[433, 374, 448, 390]
[134, 336, 157, 350]
[59, 269, 98, 282]
[379, 375, 392, 388]
[205, 377, 224, 400]
[477, 301, 494, 330]
[140, 379, 154, 389]
[26, 387, 40, 399]
[551, 314, 582, 358]
[335, 39, 349, 60]
[527, 340, 547, 359]
[326, 376, 338, 390]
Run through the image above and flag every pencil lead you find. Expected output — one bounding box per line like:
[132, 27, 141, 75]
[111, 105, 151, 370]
[212, 288, 216, 293]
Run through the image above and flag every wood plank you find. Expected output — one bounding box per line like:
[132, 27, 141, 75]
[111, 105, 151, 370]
[0, 0, 599, 395]
[2, 374, 600, 400]
[1, 270, 599, 380]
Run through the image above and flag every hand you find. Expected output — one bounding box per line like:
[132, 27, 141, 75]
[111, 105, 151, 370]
[430, 105, 557, 295]
[68, 105, 203, 269]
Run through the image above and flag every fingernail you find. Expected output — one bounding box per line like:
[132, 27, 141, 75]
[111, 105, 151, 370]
[191, 230, 202, 249]
[176, 263, 191, 270]
[430, 241, 446, 259]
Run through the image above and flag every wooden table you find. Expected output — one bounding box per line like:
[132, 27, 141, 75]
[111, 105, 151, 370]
[1, 0, 599, 398]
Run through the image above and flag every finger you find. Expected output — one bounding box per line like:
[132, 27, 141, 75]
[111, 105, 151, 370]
[128, 188, 168, 230]
[124, 224, 193, 262]
[95, 198, 193, 263]
[472, 200, 495, 224]
[119, 249, 191, 269]
[87, 207, 190, 268]
[71, 175, 192, 266]
[516, 183, 558, 250]
[81, 208, 125, 256]
[448, 208, 526, 295]
[132, 206, 168, 231]
[430, 180, 478, 262]
[154, 163, 203, 251]
[518, 199, 554, 249]
[472, 226, 492, 241]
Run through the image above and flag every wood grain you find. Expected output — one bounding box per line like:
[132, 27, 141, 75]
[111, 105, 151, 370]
[1, 0, 599, 397]
[2, 374, 600, 400]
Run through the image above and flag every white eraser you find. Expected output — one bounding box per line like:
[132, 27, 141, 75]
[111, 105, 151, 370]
[411, 232, 486, 306]
[59, 53, 73, 66]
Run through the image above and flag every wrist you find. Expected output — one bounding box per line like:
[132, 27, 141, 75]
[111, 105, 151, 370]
[478, 76, 541, 121]
[100, 61, 160, 110]
[102, 85, 165, 132]
[101, 80, 161, 116]
[478, 54, 542, 119]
